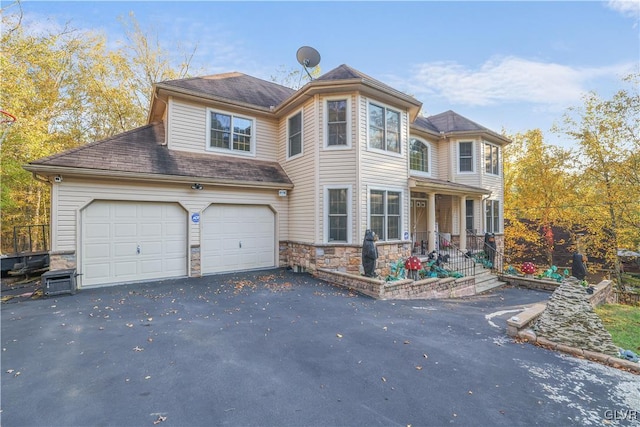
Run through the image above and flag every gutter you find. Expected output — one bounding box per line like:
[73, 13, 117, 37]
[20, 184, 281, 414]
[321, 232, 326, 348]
[23, 164, 294, 190]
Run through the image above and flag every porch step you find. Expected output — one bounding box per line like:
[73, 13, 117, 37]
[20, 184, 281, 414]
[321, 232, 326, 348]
[474, 269, 506, 294]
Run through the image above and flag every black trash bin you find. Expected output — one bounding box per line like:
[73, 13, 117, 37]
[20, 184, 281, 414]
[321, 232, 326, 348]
[41, 269, 77, 296]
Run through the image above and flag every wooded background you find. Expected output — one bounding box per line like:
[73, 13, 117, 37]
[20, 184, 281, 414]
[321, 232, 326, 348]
[2, 7, 638, 284]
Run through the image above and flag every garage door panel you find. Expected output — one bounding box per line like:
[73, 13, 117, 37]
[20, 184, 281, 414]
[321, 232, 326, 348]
[85, 243, 110, 259]
[201, 205, 275, 274]
[114, 242, 137, 257]
[83, 201, 187, 287]
[141, 223, 162, 237]
[140, 259, 163, 274]
[86, 223, 110, 239]
[115, 261, 137, 276]
[84, 263, 110, 280]
[115, 223, 137, 238]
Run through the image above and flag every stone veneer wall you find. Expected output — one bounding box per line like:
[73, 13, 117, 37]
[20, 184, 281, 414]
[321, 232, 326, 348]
[190, 245, 201, 277]
[316, 268, 477, 300]
[280, 241, 412, 277]
[49, 250, 76, 270]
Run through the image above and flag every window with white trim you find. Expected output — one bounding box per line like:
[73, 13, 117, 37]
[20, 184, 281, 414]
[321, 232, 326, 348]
[485, 199, 500, 233]
[370, 190, 401, 241]
[484, 142, 500, 175]
[466, 199, 474, 232]
[326, 99, 348, 147]
[208, 110, 254, 154]
[369, 103, 400, 153]
[458, 141, 474, 172]
[288, 111, 302, 158]
[327, 188, 349, 242]
[410, 138, 430, 174]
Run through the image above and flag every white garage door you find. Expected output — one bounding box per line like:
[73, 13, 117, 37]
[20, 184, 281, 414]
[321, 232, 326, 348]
[201, 204, 275, 274]
[82, 201, 187, 287]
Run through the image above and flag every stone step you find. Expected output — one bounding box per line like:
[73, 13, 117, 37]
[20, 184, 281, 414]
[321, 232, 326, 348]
[475, 277, 506, 294]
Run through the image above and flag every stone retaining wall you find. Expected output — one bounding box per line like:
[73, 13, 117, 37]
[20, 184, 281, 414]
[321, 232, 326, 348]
[316, 268, 477, 300]
[280, 241, 412, 277]
[500, 275, 560, 292]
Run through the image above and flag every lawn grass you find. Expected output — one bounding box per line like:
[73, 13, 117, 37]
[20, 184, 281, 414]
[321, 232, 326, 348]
[595, 304, 640, 353]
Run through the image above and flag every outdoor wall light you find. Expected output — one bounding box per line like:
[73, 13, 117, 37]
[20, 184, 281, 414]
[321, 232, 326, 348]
[191, 183, 203, 190]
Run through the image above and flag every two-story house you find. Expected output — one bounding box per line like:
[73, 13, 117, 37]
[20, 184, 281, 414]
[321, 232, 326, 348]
[25, 64, 509, 289]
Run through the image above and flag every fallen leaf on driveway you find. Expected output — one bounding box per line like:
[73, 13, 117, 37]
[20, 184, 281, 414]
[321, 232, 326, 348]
[153, 415, 167, 424]
[336, 333, 343, 338]
[134, 346, 144, 352]
[415, 366, 422, 370]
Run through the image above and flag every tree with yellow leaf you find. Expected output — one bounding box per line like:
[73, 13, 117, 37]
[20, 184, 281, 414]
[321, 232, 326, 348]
[554, 74, 640, 287]
[503, 129, 578, 266]
[0, 8, 193, 253]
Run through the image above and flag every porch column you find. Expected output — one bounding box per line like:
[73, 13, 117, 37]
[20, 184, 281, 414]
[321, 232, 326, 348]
[459, 196, 467, 252]
[428, 192, 436, 253]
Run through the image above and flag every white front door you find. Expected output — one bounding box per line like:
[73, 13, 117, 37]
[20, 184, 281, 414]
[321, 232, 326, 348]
[82, 201, 187, 287]
[201, 204, 275, 274]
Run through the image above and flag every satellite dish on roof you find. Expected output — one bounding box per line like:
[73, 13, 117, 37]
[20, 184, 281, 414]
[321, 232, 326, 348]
[296, 46, 321, 80]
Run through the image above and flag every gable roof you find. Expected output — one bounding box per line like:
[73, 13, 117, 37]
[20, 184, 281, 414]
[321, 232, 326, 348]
[157, 72, 296, 109]
[24, 122, 293, 188]
[413, 110, 510, 144]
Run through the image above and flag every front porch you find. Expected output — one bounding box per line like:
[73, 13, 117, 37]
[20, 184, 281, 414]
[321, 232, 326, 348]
[408, 177, 504, 273]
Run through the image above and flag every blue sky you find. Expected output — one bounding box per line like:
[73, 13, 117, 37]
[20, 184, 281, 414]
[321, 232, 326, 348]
[15, 1, 640, 148]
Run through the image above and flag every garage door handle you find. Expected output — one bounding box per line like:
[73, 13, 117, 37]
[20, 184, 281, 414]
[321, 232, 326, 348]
[137, 245, 141, 254]
[239, 241, 242, 249]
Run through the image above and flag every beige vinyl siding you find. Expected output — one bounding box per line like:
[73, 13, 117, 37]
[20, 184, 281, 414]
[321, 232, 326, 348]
[358, 95, 410, 241]
[52, 177, 288, 254]
[280, 98, 317, 243]
[430, 139, 441, 178]
[167, 98, 279, 161]
[437, 138, 451, 181]
[167, 98, 206, 153]
[318, 94, 358, 243]
[454, 138, 482, 188]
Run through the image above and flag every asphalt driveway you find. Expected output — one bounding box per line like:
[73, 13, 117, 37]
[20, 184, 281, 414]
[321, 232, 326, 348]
[2, 269, 639, 427]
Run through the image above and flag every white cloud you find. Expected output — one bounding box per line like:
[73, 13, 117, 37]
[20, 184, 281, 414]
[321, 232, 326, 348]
[606, 0, 640, 19]
[401, 56, 635, 109]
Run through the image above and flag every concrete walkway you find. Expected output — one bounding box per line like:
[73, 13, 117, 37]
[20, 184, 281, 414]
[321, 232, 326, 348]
[2, 269, 638, 426]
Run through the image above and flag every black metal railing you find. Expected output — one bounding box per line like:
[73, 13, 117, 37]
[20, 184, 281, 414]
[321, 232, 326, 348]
[464, 229, 506, 274]
[411, 231, 430, 255]
[12, 224, 49, 254]
[427, 232, 476, 278]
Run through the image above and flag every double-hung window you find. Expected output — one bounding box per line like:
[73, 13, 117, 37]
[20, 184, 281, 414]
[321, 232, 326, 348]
[288, 111, 302, 158]
[370, 190, 401, 241]
[208, 110, 254, 154]
[465, 199, 474, 232]
[327, 188, 349, 242]
[484, 142, 500, 175]
[369, 103, 400, 153]
[458, 141, 474, 172]
[485, 200, 500, 233]
[327, 99, 348, 147]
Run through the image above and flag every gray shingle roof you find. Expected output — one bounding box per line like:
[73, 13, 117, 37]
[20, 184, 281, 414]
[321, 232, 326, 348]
[414, 110, 507, 142]
[159, 72, 296, 109]
[27, 122, 293, 187]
